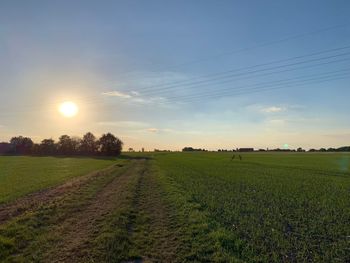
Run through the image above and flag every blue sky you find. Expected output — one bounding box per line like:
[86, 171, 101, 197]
[0, 0, 350, 150]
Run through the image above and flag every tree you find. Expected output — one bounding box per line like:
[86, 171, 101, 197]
[31, 143, 40, 155]
[336, 146, 350, 152]
[98, 133, 123, 156]
[71, 137, 81, 155]
[39, 139, 56, 155]
[80, 132, 97, 155]
[10, 136, 34, 155]
[309, 148, 316, 152]
[58, 135, 74, 155]
[182, 147, 206, 152]
[297, 147, 305, 152]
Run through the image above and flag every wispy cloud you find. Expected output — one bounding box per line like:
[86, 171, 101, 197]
[147, 128, 159, 133]
[97, 121, 149, 128]
[268, 119, 286, 124]
[101, 89, 170, 107]
[133, 96, 167, 104]
[261, 106, 286, 113]
[98, 122, 175, 134]
[146, 128, 176, 133]
[101, 91, 132, 98]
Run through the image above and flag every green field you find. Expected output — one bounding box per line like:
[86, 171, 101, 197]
[0, 153, 349, 262]
[151, 152, 350, 262]
[0, 156, 117, 203]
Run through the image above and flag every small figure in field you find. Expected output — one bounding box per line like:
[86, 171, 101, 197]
[231, 154, 235, 160]
[239, 155, 242, 161]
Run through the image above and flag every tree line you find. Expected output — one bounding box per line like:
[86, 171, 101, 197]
[182, 146, 350, 152]
[182, 147, 208, 152]
[0, 132, 123, 156]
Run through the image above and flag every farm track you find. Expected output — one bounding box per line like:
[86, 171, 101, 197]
[42, 159, 146, 263]
[1, 157, 193, 262]
[125, 164, 181, 263]
[0, 164, 118, 226]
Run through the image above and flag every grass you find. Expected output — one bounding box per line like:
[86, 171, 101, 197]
[0, 156, 117, 203]
[0, 159, 130, 262]
[0, 153, 349, 262]
[149, 152, 350, 262]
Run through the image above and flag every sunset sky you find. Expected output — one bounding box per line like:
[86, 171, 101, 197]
[1, 0, 350, 150]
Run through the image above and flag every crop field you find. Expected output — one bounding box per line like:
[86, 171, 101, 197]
[0, 156, 118, 203]
[0, 153, 349, 262]
[152, 152, 350, 262]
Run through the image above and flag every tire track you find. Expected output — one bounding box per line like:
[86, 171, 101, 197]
[0, 164, 118, 225]
[125, 163, 181, 263]
[42, 159, 146, 263]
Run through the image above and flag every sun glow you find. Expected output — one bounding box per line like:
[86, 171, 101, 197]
[59, 101, 78, 118]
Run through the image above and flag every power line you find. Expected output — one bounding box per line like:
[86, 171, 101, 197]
[11, 22, 344, 95]
[0, 72, 347, 117]
[134, 44, 350, 93]
[168, 73, 350, 103]
[87, 69, 350, 109]
[163, 67, 350, 101]
[0, 63, 349, 116]
[1, 45, 350, 115]
[107, 23, 350, 80]
[140, 55, 350, 97]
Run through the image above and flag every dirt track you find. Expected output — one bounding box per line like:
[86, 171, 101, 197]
[43, 160, 146, 263]
[0, 164, 118, 225]
[0, 158, 181, 262]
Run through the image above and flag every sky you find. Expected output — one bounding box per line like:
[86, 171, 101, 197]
[0, 0, 350, 151]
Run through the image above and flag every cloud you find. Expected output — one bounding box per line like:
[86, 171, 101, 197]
[147, 128, 159, 133]
[101, 91, 131, 98]
[261, 106, 286, 113]
[268, 119, 285, 124]
[145, 128, 174, 133]
[97, 121, 148, 128]
[134, 96, 166, 104]
[101, 90, 170, 107]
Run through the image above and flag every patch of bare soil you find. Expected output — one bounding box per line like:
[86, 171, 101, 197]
[43, 160, 146, 263]
[0, 165, 118, 225]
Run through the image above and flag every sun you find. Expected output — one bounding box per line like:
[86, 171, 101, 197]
[59, 101, 78, 118]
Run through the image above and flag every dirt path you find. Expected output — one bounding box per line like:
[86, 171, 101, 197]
[42, 159, 146, 263]
[0, 164, 118, 225]
[125, 163, 181, 263]
[0, 158, 184, 263]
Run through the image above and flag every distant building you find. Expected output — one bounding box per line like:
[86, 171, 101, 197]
[238, 148, 254, 152]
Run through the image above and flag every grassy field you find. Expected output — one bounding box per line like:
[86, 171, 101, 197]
[0, 153, 349, 262]
[0, 156, 117, 203]
[151, 152, 350, 262]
